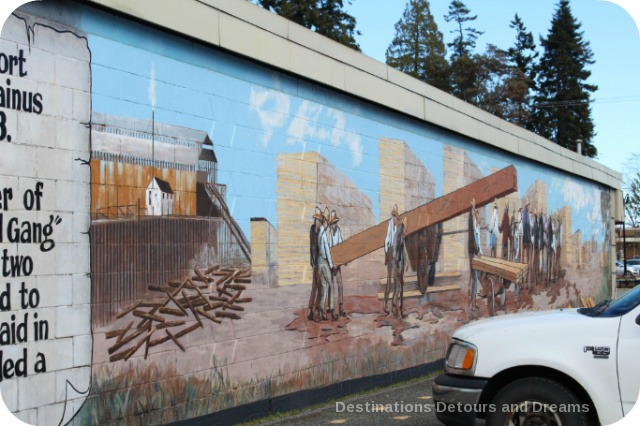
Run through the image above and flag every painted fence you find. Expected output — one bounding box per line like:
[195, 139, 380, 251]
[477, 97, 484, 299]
[91, 216, 249, 328]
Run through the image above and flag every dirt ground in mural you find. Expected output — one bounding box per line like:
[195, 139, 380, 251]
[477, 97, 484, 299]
[90, 264, 601, 388]
[83, 261, 606, 425]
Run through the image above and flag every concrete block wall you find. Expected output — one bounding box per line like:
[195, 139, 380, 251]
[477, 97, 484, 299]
[0, 12, 92, 425]
[0, 2, 621, 425]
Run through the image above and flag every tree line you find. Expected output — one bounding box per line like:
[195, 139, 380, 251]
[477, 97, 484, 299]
[250, 0, 598, 158]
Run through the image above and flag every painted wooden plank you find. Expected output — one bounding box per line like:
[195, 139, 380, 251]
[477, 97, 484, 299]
[376, 284, 461, 300]
[378, 271, 462, 285]
[471, 256, 528, 283]
[331, 165, 518, 266]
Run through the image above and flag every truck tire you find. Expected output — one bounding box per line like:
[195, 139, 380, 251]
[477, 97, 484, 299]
[486, 377, 589, 426]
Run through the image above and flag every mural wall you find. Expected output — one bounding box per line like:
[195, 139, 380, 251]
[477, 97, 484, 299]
[1, 2, 613, 424]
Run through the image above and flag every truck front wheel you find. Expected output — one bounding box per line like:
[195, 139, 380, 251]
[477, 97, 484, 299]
[486, 377, 589, 426]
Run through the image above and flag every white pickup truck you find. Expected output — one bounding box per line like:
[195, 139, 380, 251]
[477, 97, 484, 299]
[432, 285, 640, 425]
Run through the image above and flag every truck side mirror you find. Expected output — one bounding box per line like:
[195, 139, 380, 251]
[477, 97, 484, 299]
[636, 314, 640, 326]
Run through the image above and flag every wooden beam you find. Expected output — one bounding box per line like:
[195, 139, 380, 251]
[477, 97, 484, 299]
[331, 165, 518, 266]
[378, 271, 462, 286]
[377, 284, 461, 300]
[471, 257, 528, 283]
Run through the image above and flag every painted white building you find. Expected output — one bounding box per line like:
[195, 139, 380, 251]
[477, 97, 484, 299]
[146, 177, 174, 216]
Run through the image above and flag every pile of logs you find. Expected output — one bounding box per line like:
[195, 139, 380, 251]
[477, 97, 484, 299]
[107, 266, 252, 362]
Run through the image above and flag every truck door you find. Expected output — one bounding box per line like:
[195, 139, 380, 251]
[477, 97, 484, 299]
[618, 304, 640, 416]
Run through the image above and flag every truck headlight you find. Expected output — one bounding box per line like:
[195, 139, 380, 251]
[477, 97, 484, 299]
[445, 339, 477, 375]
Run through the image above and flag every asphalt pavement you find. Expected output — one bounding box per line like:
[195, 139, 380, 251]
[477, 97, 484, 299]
[247, 374, 445, 426]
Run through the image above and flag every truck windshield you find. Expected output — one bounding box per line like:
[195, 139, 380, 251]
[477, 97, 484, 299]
[579, 285, 640, 317]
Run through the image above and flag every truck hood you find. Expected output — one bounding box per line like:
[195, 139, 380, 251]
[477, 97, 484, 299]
[452, 307, 628, 426]
[453, 308, 618, 342]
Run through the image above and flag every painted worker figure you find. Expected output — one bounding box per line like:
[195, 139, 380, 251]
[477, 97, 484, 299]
[317, 207, 334, 321]
[383, 204, 407, 318]
[468, 199, 483, 310]
[555, 218, 562, 280]
[522, 203, 531, 274]
[508, 211, 516, 261]
[513, 207, 523, 301]
[548, 215, 556, 283]
[498, 203, 513, 303]
[385, 204, 400, 259]
[384, 205, 400, 267]
[541, 211, 548, 281]
[499, 203, 510, 261]
[531, 210, 539, 286]
[383, 204, 400, 314]
[308, 207, 324, 321]
[489, 200, 499, 258]
[390, 216, 408, 318]
[328, 209, 346, 320]
[514, 207, 523, 263]
[538, 211, 545, 285]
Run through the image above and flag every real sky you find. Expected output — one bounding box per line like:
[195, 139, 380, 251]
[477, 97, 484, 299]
[345, 0, 640, 175]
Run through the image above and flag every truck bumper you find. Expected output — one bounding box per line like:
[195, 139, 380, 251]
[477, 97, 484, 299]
[432, 373, 488, 425]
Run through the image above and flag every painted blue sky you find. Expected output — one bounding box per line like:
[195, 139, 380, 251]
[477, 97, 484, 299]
[52, 1, 608, 245]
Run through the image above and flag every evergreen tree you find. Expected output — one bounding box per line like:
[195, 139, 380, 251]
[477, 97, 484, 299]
[505, 14, 538, 129]
[475, 44, 521, 119]
[444, 0, 484, 103]
[315, 0, 361, 51]
[445, 0, 483, 59]
[508, 14, 537, 81]
[254, 0, 361, 51]
[385, 0, 449, 91]
[531, 0, 597, 157]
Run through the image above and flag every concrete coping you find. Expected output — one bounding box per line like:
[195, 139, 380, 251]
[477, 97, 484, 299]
[84, 0, 622, 193]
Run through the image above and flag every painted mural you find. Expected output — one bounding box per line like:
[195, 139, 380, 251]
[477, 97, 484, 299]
[0, 2, 614, 425]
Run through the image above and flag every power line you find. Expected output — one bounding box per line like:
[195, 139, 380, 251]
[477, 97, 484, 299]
[534, 95, 640, 108]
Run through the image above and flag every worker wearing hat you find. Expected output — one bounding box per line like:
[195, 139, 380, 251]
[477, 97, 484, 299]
[468, 199, 483, 310]
[308, 207, 324, 321]
[316, 207, 334, 321]
[383, 204, 400, 314]
[384, 204, 400, 266]
[328, 209, 346, 319]
[522, 203, 531, 287]
[489, 199, 499, 258]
